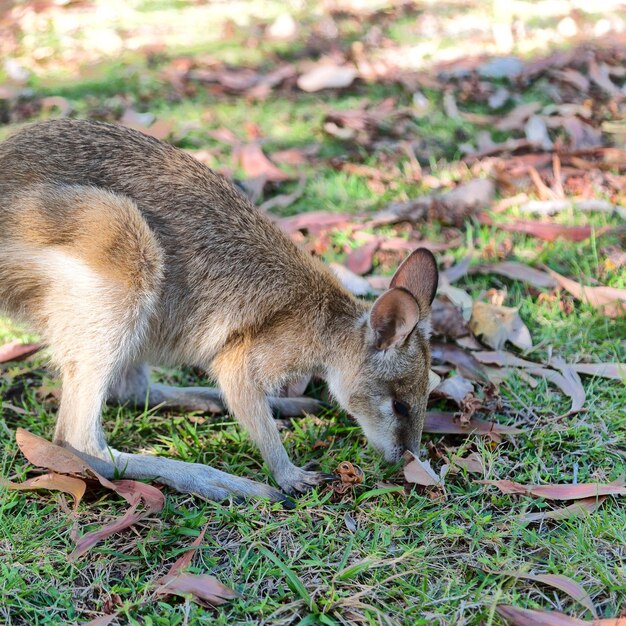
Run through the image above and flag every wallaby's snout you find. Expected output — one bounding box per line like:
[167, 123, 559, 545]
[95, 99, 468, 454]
[326, 248, 439, 463]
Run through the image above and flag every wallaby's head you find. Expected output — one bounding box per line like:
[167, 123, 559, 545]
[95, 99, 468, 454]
[327, 248, 439, 462]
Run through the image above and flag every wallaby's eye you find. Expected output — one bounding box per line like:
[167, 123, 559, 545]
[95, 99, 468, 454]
[392, 399, 411, 418]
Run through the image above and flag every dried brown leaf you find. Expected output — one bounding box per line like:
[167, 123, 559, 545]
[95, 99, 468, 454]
[479, 213, 597, 242]
[473, 350, 538, 368]
[478, 480, 626, 500]
[435, 178, 495, 226]
[589, 59, 622, 98]
[70, 479, 165, 559]
[495, 102, 542, 132]
[403, 452, 442, 487]
[16, 428, 105, 482]
[569, 362, 626, 380]
[80, 615, 118, 626]
[526, 366, 585, 414]
[237, 143, 290, 182]
[345, 238, 380, 275]
[546, 268, 626, 318]
[432, 375, 474, 405]
[165, 525, 207, 575]
[0, 472, 86, 509]
[442, 255, 472, 284]
[14, 429, 165, 558]
[156, 573, 238, 607]
[431, 343, 490, 383]
[259, 177, 307, 212]
[0, 341, 43, 364]
[450, 452, 484, 474]
[432, 297, 469, 338]
[333, 461, 364, 495]
[278, 211, 352, 235]
[501, 572, 596, 616]
[474, 262, 556, 289]
[424, 411, 522, 436]
[120, 110, 174, 140]
[71, 501, 144, 559]
[437, 279, 473, 321]
[154, 523, 237, 607]
[497, 604, 587, 626]
[519, 496, 608, 523]
[551, 68, 590, 91]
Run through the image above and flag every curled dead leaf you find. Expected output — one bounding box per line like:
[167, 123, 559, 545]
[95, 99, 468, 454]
[333, 461, 364, 494]
[469, 302, 532, 351]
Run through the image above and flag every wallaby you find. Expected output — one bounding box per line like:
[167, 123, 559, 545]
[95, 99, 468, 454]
[0, 119, 438, 505]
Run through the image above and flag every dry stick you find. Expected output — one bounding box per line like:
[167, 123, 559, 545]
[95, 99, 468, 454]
[552, 154, 565, 199]
[528, 166, 557, 200]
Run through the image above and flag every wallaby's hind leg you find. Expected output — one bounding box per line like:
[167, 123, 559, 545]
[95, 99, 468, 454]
[57, 360, 290, 505]
[109, 363, 323, 417]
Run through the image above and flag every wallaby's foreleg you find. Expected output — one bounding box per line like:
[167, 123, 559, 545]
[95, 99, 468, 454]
[214, 356, 333, 494]
[109, 363, 322, 417]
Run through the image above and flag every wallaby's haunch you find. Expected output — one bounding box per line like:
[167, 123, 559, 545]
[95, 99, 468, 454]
[0, 119, 438, 505]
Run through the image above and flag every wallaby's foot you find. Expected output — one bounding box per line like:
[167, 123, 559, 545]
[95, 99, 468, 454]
[121, 382, 323, 418]
[72, 447, 294, 508]
[274, 462, 337, 495]
[270, 396, 326, 417]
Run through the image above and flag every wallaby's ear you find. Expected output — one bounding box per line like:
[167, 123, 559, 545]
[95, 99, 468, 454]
[390, 248, 438, 308]
[370, 287, 420, 350]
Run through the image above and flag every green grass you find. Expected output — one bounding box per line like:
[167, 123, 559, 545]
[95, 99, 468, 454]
[2, 2, 626, 625]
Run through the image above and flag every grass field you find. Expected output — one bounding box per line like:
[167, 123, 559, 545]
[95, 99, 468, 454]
[1, 1, 626, 625]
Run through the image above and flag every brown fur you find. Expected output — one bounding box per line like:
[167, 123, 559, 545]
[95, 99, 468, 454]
[0, 119, 438, 503]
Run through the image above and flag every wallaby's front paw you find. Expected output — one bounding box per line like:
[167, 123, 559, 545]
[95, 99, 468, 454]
[275, 464, 337, 495]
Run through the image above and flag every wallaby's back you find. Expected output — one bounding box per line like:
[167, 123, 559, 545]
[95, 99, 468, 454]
[0, 120, 356, 359]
